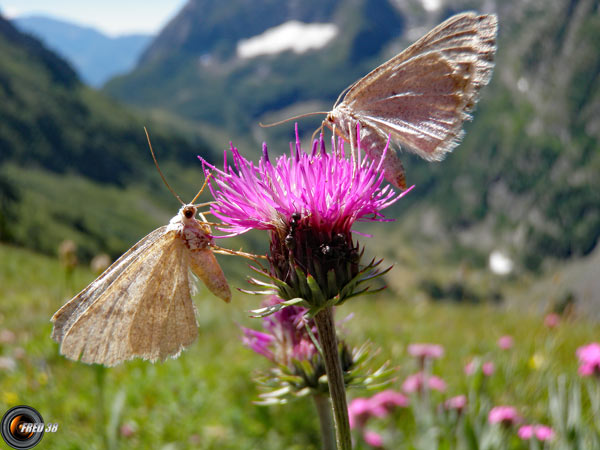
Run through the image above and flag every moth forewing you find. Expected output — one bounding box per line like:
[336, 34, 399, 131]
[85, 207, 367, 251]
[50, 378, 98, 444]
[324, 12, 498, 190]
[51, 226, 169, 344]
[128, 234, 199, 363]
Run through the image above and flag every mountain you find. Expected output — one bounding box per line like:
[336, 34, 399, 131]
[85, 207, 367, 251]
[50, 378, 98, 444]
[0, 14, 217, 259]
[104, 0, 405, 135]
[104, 0, 600, 272]
[13, 15, 152, 87]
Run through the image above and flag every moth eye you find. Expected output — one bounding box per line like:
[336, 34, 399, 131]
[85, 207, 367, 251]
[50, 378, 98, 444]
[184, 208, 195, 219]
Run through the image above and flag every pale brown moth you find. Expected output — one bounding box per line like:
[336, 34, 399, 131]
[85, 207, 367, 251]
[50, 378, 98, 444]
[262, 12, 498, 190]
[324, 12, 498, 189]
[51, 130, 231, 367]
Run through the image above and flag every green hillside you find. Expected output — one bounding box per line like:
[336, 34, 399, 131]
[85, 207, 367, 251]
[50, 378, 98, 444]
[0, 15, 220, 259]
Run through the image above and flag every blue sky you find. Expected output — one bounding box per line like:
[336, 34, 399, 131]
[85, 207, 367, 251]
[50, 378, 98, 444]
[0, 0, 187, 36]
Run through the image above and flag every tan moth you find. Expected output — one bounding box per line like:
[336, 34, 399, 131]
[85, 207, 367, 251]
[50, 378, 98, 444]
[324, 12, 498, 189]
[51, 130, 231, 367]
[262, 12, 497, 189]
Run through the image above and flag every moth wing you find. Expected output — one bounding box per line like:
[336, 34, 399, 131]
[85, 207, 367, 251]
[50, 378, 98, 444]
[56, 230, 198, 366]
[189, 248, 232, 303]
[52, 225, 169, 343]
[343, 13, 497, 108]
[335, 13, 497, 167]
[346, 52, 474, 160]
[128, 237, 199, 363]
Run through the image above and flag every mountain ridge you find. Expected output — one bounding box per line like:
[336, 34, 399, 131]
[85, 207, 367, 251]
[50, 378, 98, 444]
[14, 15, 152, 87]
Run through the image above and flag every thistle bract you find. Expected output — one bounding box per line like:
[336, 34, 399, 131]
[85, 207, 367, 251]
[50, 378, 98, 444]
[241, 298, 394, 404]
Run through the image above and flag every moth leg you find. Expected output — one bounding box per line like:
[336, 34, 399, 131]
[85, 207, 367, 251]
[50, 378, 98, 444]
[189, 248, 231, 303]
[211, 245, 266, 262]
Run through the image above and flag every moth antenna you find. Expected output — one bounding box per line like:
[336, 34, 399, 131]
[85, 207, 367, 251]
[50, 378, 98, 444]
[259, 111, 329, 128]
[332, 82, 356, 109]
[212, 245, 267, 261]
[144, 127, 185, 206]
[194, 203, 215, 211]
[197, 219, 221, 226]
[190, 173, 212, 204]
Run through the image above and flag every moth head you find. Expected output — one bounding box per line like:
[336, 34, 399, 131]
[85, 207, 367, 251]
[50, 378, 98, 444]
[181, 205, 197, 220]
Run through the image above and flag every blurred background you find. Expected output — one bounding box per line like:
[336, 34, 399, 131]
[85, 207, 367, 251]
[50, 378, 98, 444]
[0, 0, 599, 448]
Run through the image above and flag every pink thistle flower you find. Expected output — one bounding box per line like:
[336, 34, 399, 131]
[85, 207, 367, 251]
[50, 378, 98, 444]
[408, 343, 444, 360]
[544, 313, 560, 329]
[518, 424, 555, 441]
[576, 342, 600, 377]
[205, 125, 406, 237]
[497, 335, 514, 350]
[488, 406, 521, 427]
[402, 372, 446, 394]
[363, 430, 384, 448]
[241, 328, 275, 361]
[444, 395, 467, 412]
[241, 298, 317, 367]
[203, 125, 411, 304]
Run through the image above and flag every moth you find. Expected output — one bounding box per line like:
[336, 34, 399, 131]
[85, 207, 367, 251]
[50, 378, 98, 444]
[263, 13, 498, 189]
[323, 12, 498, 189]
[51, 131, 231, 367]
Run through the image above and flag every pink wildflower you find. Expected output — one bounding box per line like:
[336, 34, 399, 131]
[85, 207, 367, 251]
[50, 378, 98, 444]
[497, 335, 514, 350]
[370, 390, 409, 411]
[241, 298, 317, 366]
[205, 124, 410, 304]
[205, 125, 406, 237]
[444, 395, 467, 412]
[465, 359, 494, 376]
[488, 406, 520, 426]
[402, 372, 446, 394]
[544, 313, 560, 329]
[482, 361, 495, 376]
[407, 343, 444, 360]
[408, 343, 444, 369]
[518, 424, 555, 441]
[120, 423, 135, 438]
[348, 390, 408, 429]
[363, 430, 384, 448]
[576, 342, 600, 377]
[348, 398, 378, 429]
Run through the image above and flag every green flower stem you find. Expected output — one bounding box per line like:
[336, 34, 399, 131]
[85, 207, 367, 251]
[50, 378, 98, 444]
[314, 306, 352, 450]
[313, 394, 336, 450]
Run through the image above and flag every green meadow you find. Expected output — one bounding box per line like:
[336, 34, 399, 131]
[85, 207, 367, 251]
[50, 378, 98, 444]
[1, 243, 598, 449]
